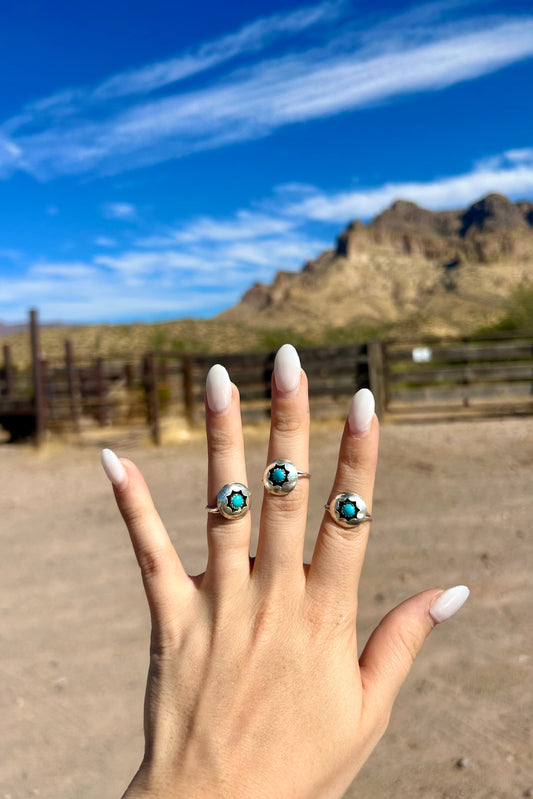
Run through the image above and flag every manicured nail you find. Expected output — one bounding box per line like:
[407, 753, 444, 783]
[206, 364, 232, 413]
[274, 344, 301, 393]
[429, 585, 470, 624]
[348, 388, 375, 437]
[101, 448, 128, 487]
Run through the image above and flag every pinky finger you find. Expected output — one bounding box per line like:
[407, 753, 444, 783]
[101, 449, 192, 627]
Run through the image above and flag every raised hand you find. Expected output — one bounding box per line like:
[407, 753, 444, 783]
[101, 344, 469, 799]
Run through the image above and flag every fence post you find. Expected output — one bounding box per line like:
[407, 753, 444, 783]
[65, 340, 81, 433]
[147, 352, 161, 446]
[367, 340, 387, 421]
[40, 358, 49, 428]
[124, 363, 136, 420]
[30, 309, 45, 445]
[182, 355, 196, 426]
[95, 357, 107, 427]
[3, 345, 14, 397]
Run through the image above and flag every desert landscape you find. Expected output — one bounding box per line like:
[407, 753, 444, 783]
[1, 414, 531, 798]
[1, 194, 533, 370]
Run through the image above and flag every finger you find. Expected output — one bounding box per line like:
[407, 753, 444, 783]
[204, 365, 251, 591]
[255, 345, 310, 579]
[101, 449, 190, 625]
[359, 586, 470, 725]
[307, 389, 378, 610]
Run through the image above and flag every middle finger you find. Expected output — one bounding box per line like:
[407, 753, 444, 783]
[254, 345, 310, 580]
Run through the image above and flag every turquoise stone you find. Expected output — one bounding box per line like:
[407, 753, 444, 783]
[342, 502, 356, 519]
[272, 467, 286, 484]
[230, 493, 244, 509]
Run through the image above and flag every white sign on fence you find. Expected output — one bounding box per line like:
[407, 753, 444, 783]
[412, 346, 433, 363]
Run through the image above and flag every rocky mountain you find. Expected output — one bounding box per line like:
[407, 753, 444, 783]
[220, 194, 533, 338]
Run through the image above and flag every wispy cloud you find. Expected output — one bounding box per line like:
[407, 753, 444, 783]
[283, 149, 533, 221]
[1, 5, 533, 180]
[95, 236, 117, 247]
[102, 202, 138, 221]
[94, 1, 344, 100]
[137, 211, 296, 248]
[2, 0, 342, 138]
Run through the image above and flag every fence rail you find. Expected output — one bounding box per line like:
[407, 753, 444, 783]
[384, 336, 533, 420]
[0, 311, 531, 443]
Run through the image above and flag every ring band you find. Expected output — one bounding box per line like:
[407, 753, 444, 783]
[325, 492, 372, 528]
[206, 483, 251, 519]
[263, 459, 311, 495]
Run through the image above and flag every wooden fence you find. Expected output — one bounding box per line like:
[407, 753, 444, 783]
[0, 312, 531, 443]
[384, 335, 533, 421]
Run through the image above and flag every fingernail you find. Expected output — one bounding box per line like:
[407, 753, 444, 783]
[101, 448, 128, 487]
[429, 585, 470, 624]
[348, 388, 375, 437]
[206, 364, 232, 413]
[274, 344, 301, 393]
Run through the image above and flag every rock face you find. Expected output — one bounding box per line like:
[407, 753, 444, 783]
[221, 194, 533, 337]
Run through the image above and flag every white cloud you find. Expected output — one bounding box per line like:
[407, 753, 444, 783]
[93, 1, 344, 100]
[31, 262, 101, 280]
[4, 0, 342, 139]
[95, 236, 117, 247]
[102, 202, 137, 221]
[284, 149, 533, 222]
[137, 211, 296, 248]
[94, 249, 216, 275]
[2, 8, 533, 179]
[0, 248, 23, 262]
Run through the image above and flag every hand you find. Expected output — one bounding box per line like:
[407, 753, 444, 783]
[101, 344, 469, 799]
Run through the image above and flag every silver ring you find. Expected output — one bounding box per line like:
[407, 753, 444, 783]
[325, 492, 372, 528]
[206, 483, 251, 519]
[263, 459, 311, 495]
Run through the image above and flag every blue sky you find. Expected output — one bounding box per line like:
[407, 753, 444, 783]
[1, 0, 533, 324]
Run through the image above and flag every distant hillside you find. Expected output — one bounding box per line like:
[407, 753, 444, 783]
[220, 193, 533, 339]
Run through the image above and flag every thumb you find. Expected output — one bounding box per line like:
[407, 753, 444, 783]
[359, 586, 470, 718]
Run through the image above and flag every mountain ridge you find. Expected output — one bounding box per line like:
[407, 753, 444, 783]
[220, 193, 533, 337]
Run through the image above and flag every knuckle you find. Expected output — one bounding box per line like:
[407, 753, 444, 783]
[121, 499, 152, 529]
[208, 425, 236, 455]
[271, 406, 309, 436]
[393, 625, 420, 666]
[137, 544, 169, 581]
[249, 596, 286, 647]
[321, 517, 369, 548]
[264, 488, 305, 518]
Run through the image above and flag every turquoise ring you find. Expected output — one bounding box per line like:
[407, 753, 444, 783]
[263, 459, 311, 495]
[325, 492, 372, 528]
[207, 483, 251, 519]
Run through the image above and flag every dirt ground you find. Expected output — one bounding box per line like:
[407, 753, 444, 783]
[0, 416, 531, 799]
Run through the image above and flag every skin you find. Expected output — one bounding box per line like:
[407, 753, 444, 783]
[109, 363, 444, 799]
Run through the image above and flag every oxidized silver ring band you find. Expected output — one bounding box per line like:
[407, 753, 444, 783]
[206, 483, 251, 519]
[325, 492, 372, 528]
[263, 459, 311, 495]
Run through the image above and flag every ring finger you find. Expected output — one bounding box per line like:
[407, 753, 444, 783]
[307, 388, 379, 610]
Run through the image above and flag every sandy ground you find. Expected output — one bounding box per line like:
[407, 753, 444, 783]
[0, 416, 532, 799]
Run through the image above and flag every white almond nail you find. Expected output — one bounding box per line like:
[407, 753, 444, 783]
[206, 364, 232, 413]
[429, 585, 470, 624]
[348, 388, 375, 436]
[274, 344, 301, 393]
[101, 448, 127, 487]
